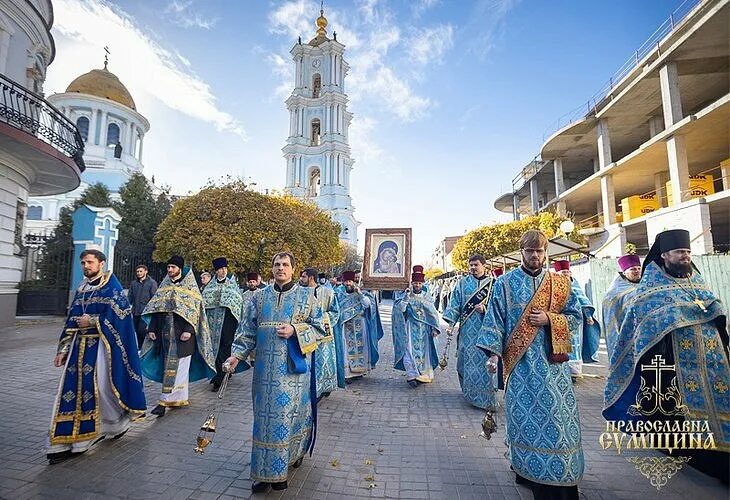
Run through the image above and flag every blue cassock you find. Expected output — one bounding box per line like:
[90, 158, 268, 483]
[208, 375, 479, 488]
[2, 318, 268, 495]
[477, 268, 585, 487]
[392, 291, 440, 381]
[601, 275, 638, 361]
[570, 279, 601, 366]
[51, 272, 146, 445]
[335, 290, 384, 376]
[443, 275, 497, 409]
[603, 262, 730, 449]
[232, 284, 325, 483]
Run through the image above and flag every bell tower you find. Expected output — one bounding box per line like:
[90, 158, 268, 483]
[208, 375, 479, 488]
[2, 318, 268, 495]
[282, 7, 358, 247]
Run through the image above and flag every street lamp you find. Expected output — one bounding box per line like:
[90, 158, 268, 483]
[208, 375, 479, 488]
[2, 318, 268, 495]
[559, 220, 575, 235]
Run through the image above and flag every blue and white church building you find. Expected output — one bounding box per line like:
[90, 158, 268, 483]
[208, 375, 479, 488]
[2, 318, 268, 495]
[25, 58, 150, 237]
[283, 8, 358, 248]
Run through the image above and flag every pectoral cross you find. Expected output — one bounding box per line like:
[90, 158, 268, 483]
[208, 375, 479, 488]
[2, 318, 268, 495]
[693, 299, 707, 312]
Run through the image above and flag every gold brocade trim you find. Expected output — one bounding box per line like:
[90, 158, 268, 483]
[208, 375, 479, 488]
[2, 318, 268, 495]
[158, 400, 189, 407]
[502, 273, 571, 380]
[259, 322, 286, 328]
[547, 313, 571, 354]
[511, 440, 582, 455]
[102, 319, 142, 382]
[252, 430, 310, 449]
[71, 297, 131, 320]
[97, 335, 145, 416]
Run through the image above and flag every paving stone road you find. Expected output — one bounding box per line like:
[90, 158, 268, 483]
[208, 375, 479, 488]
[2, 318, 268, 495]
[0, 302, 727, 499]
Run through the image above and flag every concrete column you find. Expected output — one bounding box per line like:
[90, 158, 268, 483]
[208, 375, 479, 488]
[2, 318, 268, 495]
[601, 174, 617, 225]
[593, 157, 600, 174]
[660, 62, 683, 128]
[333, 55, 337, 85]
[289, 109, 294, 136]
[529, 179, 539, 214]
[597, 119, 612, 169]
[554, 158, 565, 196]
[512, 194, 520, 221]
[330, 53, 334, 84]
[721, 160, 729, 191]
[654, 172, 669, 207]
[666, 135, 689, 205]
[648, 116, 664, 138]
[556, 201, 567, 218]
[138, 134, 144, 161]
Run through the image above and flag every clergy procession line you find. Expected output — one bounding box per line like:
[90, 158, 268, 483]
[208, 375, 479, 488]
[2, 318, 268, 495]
[46, 228, 729, 498]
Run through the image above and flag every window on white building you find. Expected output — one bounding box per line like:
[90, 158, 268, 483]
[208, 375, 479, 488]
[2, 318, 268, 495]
[107, 123, 120, 146]
[312, 73, 321, 98]
[76, 116, 89, 142]
[311, 118, 321, 146]
[308, 168, 321, 197]
[27, 206, 43, 220]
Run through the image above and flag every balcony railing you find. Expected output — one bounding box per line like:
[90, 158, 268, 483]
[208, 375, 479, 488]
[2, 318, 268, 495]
[541, 0, 703, 142]
[0, 73, 85, 171]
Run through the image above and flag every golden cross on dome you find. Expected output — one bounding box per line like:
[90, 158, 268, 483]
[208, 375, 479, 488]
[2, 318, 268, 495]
[103, 46, 110, 69]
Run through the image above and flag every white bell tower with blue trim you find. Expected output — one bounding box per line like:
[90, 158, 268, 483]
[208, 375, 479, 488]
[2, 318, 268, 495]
[282, 6, 358, 247]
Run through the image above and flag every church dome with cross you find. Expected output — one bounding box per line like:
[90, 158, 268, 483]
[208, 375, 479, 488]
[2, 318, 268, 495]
[66, 65, 137, 111]
[25, 52, 152, 239]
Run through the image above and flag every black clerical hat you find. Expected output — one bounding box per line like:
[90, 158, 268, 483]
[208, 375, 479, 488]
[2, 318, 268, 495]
[167, 255, 184, 269]
[212, 257, 228, 270]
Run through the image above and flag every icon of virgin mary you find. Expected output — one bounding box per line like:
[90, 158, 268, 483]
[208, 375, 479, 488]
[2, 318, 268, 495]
[373, 240, 402, 274]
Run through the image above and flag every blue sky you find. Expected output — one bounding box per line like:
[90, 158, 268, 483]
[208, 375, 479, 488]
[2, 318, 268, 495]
[45, 0, 678, 263]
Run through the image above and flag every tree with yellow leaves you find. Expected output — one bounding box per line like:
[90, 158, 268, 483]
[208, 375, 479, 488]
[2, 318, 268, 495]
[153, 181, 343, 274]
[450, 212, 584, 271]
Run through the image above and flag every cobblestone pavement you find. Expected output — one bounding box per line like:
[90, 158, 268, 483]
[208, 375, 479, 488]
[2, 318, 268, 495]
[0, 303, 727, 500]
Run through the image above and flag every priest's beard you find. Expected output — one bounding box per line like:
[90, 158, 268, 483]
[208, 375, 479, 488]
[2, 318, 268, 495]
[247, 285, 257, 291]
[345, 285, 355, 293]
[664, 260, 693, 278]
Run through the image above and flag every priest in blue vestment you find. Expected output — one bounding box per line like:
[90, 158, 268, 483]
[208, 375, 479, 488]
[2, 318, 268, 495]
[47, 249, 146, 464]
[203, 257, 243, 391]
[392, 271, 441, 387]
[226, 252, 325, 493]
[300, 268, 343, 397]
[603, 229, 729, 484]
[443, 254, 497, 410]
[335, 270, 384, 381]
[141, 256, 216, 417]
[601, 254, 641, 360]
[478, 230, 584, 499]
[552, 260, 601, 378]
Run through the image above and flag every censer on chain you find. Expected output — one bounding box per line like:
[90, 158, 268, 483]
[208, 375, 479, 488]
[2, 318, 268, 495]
[438, 330, 453, 370]
[480, 410, 497, 440]
[194, 362, 232, 454]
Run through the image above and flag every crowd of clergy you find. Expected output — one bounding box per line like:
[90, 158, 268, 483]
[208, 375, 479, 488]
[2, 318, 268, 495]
[45, 227, 728, 498]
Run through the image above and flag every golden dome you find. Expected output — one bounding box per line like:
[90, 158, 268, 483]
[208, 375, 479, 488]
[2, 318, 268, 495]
[66, 65, 136, 111]
[316, 10, 328, 33]
[309, 9, 330, 46]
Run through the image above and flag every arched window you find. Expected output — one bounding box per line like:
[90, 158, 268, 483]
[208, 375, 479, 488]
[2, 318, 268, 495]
[312, 73, 321, 98]
[27, 206, 42, 220]
[310, 118, 321, 146]
[308, 168, 321, 197]
[106, 122, 120, 146]
[76, 116, 89, 141]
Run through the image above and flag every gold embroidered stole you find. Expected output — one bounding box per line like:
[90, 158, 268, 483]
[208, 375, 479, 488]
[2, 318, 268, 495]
[502, 272, 572, 379]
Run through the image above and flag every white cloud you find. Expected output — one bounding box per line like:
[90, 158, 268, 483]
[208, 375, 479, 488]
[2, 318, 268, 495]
[466, 0, 519, 59]
[49, 0, 245, 139]
[165, 0, 218, 30]
[406, 24, 454, 65]
[267, 0, 432, 122]
[412, 0, 440, 17]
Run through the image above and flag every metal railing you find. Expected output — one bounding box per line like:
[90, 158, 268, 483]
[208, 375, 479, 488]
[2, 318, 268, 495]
[0, 72, 85, 171]
[542, 0, 703, 142]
